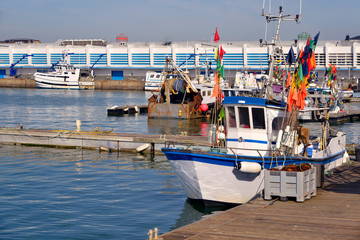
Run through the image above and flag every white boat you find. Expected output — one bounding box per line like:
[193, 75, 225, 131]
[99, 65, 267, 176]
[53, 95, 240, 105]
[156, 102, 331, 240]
[144, 71, 164, 91]
[233, 71, 266, 90]
[34, 61, 94, 90]
[161, 3, 348, 206]
[162, 96, 347, 205]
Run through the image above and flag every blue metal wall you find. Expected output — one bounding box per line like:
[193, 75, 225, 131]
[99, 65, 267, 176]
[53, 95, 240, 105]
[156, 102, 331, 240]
[112, 70, 123, 80]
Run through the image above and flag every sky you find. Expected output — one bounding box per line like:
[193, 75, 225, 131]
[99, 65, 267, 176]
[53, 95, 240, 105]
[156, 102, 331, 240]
[1, 0, 359, 43]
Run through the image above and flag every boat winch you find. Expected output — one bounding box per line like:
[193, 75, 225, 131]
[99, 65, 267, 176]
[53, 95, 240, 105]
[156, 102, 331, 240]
[235, 162, 262, 174]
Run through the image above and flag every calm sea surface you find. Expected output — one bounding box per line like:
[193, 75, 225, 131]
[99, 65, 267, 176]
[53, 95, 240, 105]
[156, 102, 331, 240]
[1, 88, 359, 239]
[0, 88, 220, 240]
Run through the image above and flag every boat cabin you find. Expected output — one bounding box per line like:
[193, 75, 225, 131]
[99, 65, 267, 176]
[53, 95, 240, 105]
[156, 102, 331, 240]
[223, 96, 286, 156]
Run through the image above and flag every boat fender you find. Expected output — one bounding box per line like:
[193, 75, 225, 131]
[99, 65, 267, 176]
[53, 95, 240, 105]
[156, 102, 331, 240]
[343, 151, 349, 163]
[275, 129, 283, 149]
[281, 126, 290, 145]
[236, 162, 262, 174]
[136, 143, 150, 153]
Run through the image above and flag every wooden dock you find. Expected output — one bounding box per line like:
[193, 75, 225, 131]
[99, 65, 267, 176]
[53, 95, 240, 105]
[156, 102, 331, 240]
[0, 127, 208, 153]
[329, 109, 360, 123]
[160, 161, 360, 240]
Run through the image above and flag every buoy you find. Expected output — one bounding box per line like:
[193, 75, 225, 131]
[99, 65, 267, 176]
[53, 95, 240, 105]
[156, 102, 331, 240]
[99, 147, 111, 152]
[136, 143, 150, 153]
[76, 120, 81, 132]
[200, 103, 208, 112]
[178, 110, 182, 117]
[236, 162, 262, 174]
[343, 151, 350, 163]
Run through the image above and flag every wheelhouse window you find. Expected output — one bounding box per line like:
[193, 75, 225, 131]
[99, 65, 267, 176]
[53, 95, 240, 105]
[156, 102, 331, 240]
[227, 106, 236, 128]
[252, 108, 265, 129]
[150, 74, 155, 78]
[272, 117, 288, 131]
[238, 107, 250, 128]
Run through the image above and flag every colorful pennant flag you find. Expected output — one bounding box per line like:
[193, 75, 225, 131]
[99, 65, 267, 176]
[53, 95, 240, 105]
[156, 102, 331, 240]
[214, 28, 220, 43]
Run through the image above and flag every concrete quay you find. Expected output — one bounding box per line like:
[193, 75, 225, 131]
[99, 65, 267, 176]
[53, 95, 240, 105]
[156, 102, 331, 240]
[0, 77, 145, 90]
[0, 127, 208, 153]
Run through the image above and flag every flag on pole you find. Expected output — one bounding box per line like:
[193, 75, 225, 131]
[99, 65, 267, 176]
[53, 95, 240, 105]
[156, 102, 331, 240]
[313, 32, 320, 47]
[214, 28, 220, 43]
[286, 47, 295, 65]
[219, 45, 226, 60]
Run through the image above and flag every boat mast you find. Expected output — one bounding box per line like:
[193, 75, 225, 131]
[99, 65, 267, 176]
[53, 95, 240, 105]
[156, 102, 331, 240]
[261, 0, 302, 99]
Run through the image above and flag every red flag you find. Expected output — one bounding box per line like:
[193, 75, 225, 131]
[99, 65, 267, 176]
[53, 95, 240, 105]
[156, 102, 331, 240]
[306, 37, 310, 46]
[214, 28, 220, 43]
[219, 45, 226, 60]
[299, 48, 304, 59]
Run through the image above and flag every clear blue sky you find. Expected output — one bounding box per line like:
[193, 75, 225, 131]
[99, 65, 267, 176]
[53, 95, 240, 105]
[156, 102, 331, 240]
[1, 0, 359, 43]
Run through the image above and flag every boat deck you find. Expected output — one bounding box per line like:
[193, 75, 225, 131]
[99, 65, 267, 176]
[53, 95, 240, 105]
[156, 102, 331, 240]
[160, 161, 360, 240]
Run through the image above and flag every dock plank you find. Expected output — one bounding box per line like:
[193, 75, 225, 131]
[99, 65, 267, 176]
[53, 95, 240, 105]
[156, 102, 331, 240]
[160, 161, 360, 240]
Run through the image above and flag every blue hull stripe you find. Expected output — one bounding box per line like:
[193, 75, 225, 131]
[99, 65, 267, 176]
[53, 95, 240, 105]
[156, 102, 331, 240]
[162, 148, 345, 169]
[226, 138, 268, 144]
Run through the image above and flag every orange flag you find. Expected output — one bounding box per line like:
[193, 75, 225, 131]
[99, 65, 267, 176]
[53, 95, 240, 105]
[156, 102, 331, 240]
[299, 48, 304, 59]
[292, 88, 299, 101]
[300, 97, 306, 110]
[287, 89, 294, 112]
[286, 72, 291, 87]
[211, 73, 219, 98]
[301, 77, 307, 94]
[211, 83, 219, 99]
[311, 52, 316, 69]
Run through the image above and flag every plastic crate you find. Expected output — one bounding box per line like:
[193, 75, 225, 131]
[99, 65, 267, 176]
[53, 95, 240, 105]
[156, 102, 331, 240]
[264, 168, 317, 202]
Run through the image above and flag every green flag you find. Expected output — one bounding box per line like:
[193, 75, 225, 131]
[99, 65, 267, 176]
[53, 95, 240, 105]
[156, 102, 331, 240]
[298, 63, 303, 82]
[217, 58, 221, 71]
[309, 40, 315, 50]
[218, 107, 225, 121]
[219, 64, 225, 79]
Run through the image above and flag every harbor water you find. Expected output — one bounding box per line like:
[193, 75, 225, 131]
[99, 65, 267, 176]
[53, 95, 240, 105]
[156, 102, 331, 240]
[0, 88, 220, 240]
[1, 88, 360, 239]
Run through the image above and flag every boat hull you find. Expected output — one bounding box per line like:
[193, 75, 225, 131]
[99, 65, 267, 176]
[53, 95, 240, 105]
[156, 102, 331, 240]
[34, 75, 94, 90]
[148, 101, 203, 119]
[34, 74, 80, 89]
[162, 138, 346, 205]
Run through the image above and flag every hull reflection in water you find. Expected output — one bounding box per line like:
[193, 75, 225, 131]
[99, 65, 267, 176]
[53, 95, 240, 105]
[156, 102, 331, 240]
[147, 118, 210, 136]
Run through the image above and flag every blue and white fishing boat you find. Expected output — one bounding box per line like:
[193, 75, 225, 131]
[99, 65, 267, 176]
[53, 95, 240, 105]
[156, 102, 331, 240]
[33, 51, 94, 90]
[161, 3, 348, 205]
[162, 96, 347, 205]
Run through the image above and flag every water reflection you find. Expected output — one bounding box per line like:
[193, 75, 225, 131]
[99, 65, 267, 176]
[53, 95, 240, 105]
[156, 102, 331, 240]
[147, 118, 210, 136]
[171, 199, 236, 231]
